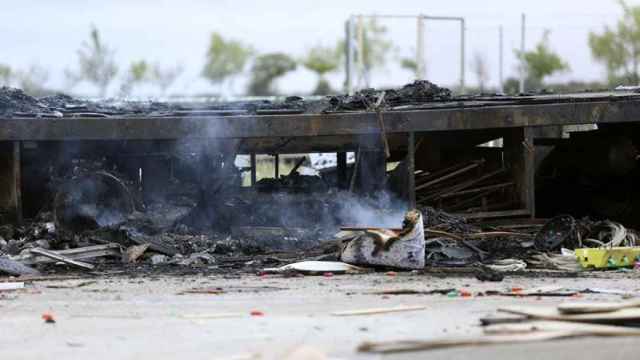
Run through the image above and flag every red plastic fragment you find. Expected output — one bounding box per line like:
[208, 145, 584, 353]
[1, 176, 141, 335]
[42, 312, 56, 324]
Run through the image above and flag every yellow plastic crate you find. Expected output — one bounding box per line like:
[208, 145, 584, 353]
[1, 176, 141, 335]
[575, 247, 640, 269]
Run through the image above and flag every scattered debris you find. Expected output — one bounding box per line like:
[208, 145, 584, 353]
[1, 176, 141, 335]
[44, 280, 97, 289]
[125, 244, 150, 263]
[29, 248, 95, 270]
[365, 288, 455, 296]
[0, 257, 40, 276]
[14, 243, 121, 266]
[474, 267, 504, 282]
[340, 210, 425, 270]
[150, 254, 169, 265]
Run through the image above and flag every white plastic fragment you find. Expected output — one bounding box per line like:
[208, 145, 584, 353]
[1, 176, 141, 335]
[0, 282, 25, 291]
[262, 261, 366, 274]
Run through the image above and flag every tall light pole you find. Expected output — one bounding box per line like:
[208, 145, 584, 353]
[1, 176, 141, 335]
[499, 25, 504, 93]
[519, 14, 526, 94]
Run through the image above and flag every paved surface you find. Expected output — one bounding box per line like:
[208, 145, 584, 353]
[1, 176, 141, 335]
[2, 271, 640, 359]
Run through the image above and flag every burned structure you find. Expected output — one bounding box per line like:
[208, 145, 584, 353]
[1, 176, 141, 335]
[2, 81, 640, 270]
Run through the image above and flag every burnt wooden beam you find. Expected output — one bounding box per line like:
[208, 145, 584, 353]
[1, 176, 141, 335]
[503, 127, 535, 218]
[250, 153, 257, 186]
[407, 132, 416, 209]
[0, 141, 22, 224]
[337, 152, 347, 189]
[3, 99, 640, 141]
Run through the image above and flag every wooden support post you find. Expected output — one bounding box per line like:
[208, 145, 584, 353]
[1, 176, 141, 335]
[250, 153, 257, 186]
[274, 154, 279, 179]
[13, 141, 22, 224]
[408, 132, 416, 209]
[0, 141, 22, 224]
[504, 127, 535, 217]
[337, 152, 347, 189]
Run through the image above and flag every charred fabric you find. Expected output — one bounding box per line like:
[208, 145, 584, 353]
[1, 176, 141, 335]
[1, 81, 640, 276]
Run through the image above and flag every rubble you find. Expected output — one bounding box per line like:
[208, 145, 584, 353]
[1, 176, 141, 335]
[340, 209, 426, 270]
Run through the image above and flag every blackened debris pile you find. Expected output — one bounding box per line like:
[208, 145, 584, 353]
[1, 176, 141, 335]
[0, 87, 50, 116]
[327, 80, 452, 111]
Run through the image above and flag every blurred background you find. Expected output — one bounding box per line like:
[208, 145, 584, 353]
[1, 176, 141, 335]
[0, 0, 639, 99]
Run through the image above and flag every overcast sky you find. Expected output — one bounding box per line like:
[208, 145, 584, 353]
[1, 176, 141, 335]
[0, 0, 635, 97]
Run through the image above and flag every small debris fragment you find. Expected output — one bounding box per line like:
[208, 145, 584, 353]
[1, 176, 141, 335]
[250, 310, 265, 317]
[151, 254, 169, 265]
[42, 312, 56, 324]
[0, 282, 24, 292]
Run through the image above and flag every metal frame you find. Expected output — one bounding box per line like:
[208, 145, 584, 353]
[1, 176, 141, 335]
[344, 14, 465, 94]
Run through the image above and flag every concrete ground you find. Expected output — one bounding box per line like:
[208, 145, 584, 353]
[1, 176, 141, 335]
[2, 271, 640, 359]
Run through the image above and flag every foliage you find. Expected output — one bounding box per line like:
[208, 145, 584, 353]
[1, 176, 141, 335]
[151, 63, 183, 94]
[17, 64, 49, 96]
[589, 0, 640, 85]
[67, 25, 119, 97]
[0, 64, 12, 86]
[247, 53, 297, 96]
[120, 60, 150, 96]
[400, 57, 418, 73]
[202, 32, 252, 86]
[302, 45, 341, 95]
[516, 30, 569, 88]
[339, 18, 393, 86]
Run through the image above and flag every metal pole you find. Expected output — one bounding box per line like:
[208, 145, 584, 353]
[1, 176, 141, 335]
[357, 15, 365, 88]
[345, 17, 354, 94]
[499, 25, 504, 93]
[416, 16, 425, 79]
[460, 18, 466, 93]
[519, 14, 526, 93]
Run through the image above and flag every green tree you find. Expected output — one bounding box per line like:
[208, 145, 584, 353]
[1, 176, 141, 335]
[17, 64, 49, 96]
[342, 18, 393, 86]
[247, 53, 297, 96]
[516, 30, 569, 89]
[0, 64, 12, 86]
[589, 0, 640, 85]
[302, 45, 341, 95]
[400, 57, 418, 74]
[120, 60, 150, 96]
[151, 63, 183, 95]
[67, 25, 118, 97]
[202, 32, 252, 93]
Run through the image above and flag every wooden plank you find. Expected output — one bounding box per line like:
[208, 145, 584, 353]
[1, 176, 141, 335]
[499, 305, 640, 323]
[454, 209, 531, 220]
[3, 98, 640, 141]
[331, 305, 427, 317]
[12, 141, 22, 225]
[29, 248, 95, 270]
[415, 161, 482, 191]
[16, 243, 121, 265]
[407, 132, 416, 209]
